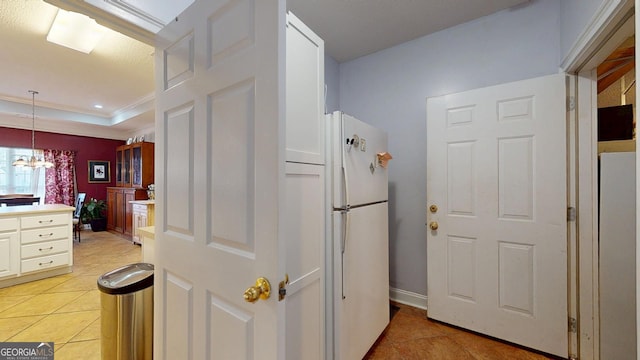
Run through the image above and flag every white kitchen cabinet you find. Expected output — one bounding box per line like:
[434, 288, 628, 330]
[132, 207, 147, 244]
[282, 14, 326, 359]
[283, 162, 325, 359]
[0, 230, 19, 279]
[20, 211, 72, 275]
[130, 200, 154, 245]
[138, 226, 155, 264]
[286, 13, 325, 165]
[0, 204, 75, 288]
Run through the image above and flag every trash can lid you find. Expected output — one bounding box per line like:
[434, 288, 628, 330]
[97, 263, 154, 295]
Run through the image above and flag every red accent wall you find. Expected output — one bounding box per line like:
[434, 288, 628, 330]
[0, 127, 125, 201]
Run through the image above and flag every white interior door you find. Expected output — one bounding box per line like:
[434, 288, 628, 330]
[426, 74, 568, 357]
[154, 0, 285, 359]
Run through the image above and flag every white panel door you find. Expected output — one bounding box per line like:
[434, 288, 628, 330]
[155, 0, 286, 359]
[426, 74, 567, 357]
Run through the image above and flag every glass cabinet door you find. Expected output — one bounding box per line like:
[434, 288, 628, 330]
[113, 142, 153, 189]
[116, 148, 123, 186]
[132, 145, 142, 187]
[124, 148, 131, 185]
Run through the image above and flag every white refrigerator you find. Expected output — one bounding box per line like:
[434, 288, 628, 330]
[327, 111, 390, 360]
[599, 151, 636, 360]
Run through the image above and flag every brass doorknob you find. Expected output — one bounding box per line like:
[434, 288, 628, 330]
[244, 277, 271, 303]
[429, 221, 439, 231]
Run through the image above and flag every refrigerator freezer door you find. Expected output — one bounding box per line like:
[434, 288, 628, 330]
[333, 202, 389, 360]
[330, 112, 388, 208]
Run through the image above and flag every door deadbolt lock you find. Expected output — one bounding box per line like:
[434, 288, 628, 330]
[429, 205, 438, 213]
[429, 221, 439, 231]
[244, 277, 271, 303]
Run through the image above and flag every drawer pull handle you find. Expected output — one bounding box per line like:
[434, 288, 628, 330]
[39, 233, 54, 238]
[39, 261, 54, 266]
[38, 220, 54, 224]
[39, 247, 54, 251]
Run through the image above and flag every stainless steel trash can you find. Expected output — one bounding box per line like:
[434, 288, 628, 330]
[97, 263, 154, 360]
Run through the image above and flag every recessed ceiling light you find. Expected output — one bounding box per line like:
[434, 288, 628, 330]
[94, 104, 103, 109]
[47, 9, 106, 54]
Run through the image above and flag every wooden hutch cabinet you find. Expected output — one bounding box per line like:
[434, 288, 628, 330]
[107, 142, 154, 237]
[115, 142, 154, 188]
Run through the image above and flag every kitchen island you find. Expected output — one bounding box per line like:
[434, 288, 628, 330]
[0, 204, 75, 288]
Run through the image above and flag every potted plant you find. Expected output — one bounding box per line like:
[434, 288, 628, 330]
[80, 198, 107, 232]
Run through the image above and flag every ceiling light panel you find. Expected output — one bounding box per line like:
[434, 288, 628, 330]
[47, 9, 106, 54]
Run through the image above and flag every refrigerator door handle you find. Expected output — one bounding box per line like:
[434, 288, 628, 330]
[341, 206, 350, 253]
[341, 116, 350, 208]
[341, 162, 350, 208]
[341, 207, 350, 300]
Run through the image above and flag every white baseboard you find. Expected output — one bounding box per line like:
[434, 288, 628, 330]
[389, 287, 428, 310]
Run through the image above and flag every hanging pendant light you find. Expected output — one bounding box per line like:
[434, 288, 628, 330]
[12, 90, 54, 169]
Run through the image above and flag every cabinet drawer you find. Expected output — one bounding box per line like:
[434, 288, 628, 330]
[21, 226, 69, 245]
[21, 252, 69, 274]
[0, 218, 18, 232]
[132, 204, 148, 213]
[21, 213, 69, 229]
[22, 239, 69, 259]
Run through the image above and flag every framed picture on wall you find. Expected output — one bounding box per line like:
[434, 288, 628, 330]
[88, 160, 111, 183]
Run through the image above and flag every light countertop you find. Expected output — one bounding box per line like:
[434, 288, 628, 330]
[0, 204, 75, 216]
[138, 226, 155, 238]
[129, 200, 155, 205]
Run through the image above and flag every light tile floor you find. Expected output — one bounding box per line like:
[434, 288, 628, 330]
[0, 230, 140, 359]
[0, 230, 559, 360]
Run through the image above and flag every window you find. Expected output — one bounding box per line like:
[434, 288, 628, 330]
[0, 147, 45, 202]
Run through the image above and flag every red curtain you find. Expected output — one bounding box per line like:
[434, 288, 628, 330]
[44, 150, 76, 206]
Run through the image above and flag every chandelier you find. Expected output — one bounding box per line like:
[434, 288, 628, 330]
[12, 90, 54, 169]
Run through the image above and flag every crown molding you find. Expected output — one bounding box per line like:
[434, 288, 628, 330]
[111, 93, 155, 125]
[100, 0, 165, 30]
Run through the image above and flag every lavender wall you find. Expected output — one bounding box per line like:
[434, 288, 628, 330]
[337, 0, 563, 296]
[560, 0, 608, 59]
[324, 54, 340, 113]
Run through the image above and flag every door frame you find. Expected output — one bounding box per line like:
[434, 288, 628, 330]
[560, 1, 635, 359]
